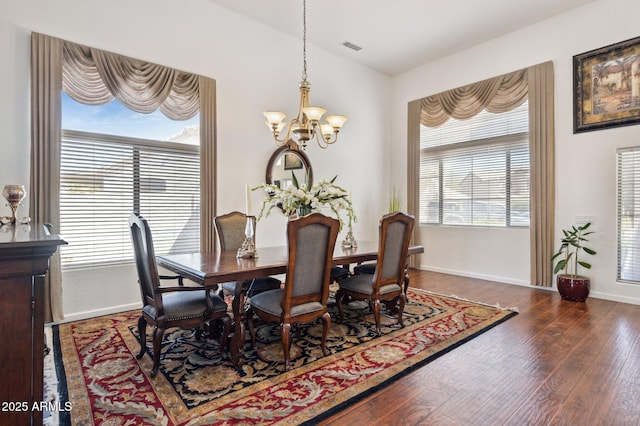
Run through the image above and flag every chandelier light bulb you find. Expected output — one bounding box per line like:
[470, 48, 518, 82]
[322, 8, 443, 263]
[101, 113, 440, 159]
[325, 114, 348, 129]
[302, 106, 326, 122]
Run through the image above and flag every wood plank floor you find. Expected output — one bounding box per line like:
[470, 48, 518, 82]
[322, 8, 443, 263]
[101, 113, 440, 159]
[319, 269, 640, 426]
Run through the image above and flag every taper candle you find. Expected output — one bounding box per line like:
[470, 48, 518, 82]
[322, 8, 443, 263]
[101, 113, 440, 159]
[245, 184, 253, 216]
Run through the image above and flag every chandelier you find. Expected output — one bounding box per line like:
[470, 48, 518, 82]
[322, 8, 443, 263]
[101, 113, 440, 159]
[263, 0, 348, 150]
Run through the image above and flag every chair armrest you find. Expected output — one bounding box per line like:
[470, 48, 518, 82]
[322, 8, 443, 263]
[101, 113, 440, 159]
[159, 275, 184, 286]
[156, 285, 209, 293]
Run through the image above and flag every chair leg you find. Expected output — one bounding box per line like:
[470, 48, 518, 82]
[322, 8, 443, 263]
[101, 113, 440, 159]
[281, 322, 291, 371]
[397, 294, 406, 328]
[136, 316, 147, 359]
[372, 299, 382, 336]
[321, 312, 331, 357]
[246, 308, 257, 349]
[219, 316, 231, 358]
[335, 289, 345, 322]
[151, 326, 165, 378]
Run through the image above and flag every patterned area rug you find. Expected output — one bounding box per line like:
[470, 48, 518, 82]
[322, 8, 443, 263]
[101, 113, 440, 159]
[50, 288, 516, 425]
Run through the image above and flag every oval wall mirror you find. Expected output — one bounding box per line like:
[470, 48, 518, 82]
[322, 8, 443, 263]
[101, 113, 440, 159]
[266, 144, 313, 190]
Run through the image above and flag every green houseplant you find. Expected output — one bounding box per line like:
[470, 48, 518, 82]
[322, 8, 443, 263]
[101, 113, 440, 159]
[551, 222, 596, 302]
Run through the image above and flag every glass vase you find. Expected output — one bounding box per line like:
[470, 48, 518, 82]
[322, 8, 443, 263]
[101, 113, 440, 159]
[296, 205, 313, 218]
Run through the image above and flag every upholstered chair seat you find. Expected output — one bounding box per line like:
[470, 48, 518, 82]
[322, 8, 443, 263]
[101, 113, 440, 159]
[330, 266, 350, 283]
[337, 274, 402, 296]
[142, 290, 228, 322]
[220, 276, 282, 298]
[353, 262, 376, 275]
[250, 288, 325, 317]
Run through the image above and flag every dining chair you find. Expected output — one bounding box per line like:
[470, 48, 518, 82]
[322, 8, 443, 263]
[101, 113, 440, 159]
[246, 213, 340, 371]
[129, 212, 231, 377]
[214, 211, 282, 297]
[335, 211, 415, 335]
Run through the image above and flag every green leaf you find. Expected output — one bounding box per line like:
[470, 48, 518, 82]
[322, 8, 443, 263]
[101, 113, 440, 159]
[583, 247, 596, 255]
[291, 171, 299, 189]
[554, 260, 566, 274]
[578, 261, 592, 269]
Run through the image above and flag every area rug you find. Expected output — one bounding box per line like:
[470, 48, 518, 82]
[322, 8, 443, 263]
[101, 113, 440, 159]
[50, 288, 517, 425]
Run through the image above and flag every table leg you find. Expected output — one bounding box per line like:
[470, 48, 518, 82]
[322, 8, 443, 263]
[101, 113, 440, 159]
[230, 282, 246, 366]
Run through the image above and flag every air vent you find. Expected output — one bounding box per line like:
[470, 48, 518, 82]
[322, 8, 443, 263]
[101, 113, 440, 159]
[341, 41, 362, 52]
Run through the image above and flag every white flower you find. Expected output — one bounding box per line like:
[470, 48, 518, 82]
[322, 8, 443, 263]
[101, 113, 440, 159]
[254, 175, 357, 230]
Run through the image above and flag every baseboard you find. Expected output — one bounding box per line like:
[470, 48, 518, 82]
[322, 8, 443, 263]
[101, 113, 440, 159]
[56, 302, 142, 324]
[417, 266, 640, 305]
[417, 265, 531, 287]
[587, 291, 640, 306]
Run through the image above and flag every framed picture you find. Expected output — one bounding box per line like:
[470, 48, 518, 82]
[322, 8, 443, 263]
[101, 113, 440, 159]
[574, 36, 640, 133]
[284, 153, 303, 170]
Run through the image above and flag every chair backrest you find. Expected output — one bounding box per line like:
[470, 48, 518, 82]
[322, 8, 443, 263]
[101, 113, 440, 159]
[214, 211, 257, 251]
[284, 213, 340, 313]
[128, 212, 161, 307]
[373, 212, 415, 292]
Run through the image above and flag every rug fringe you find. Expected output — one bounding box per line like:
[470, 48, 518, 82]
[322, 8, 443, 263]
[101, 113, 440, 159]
[43, 326, 60, 426]
[413, 288, 520, 313]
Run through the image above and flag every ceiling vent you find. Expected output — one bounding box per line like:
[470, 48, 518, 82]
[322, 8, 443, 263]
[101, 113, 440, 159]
[341, 41, 362, 52]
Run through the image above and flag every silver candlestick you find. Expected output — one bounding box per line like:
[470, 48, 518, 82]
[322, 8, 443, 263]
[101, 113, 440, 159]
[341, 226, 357, 248]
[237, 217, 258, 258]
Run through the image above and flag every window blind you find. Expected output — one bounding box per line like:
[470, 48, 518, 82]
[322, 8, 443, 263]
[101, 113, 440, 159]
[419, 101, 529, 227]
[60, 130, 200, 269]
[617, 147, 640, 283]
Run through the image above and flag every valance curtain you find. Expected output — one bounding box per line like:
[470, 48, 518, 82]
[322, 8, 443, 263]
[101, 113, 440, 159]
[31, 33, 217, 322]
[408, 62, 555, 287]
[420, 69, 528, 127]
[62, 42, 200, 120]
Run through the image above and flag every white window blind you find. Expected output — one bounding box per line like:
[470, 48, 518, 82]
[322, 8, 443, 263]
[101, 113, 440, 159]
[60, 130, 200, 269]
[420, 101, 530, 227]
[617, 147, 640, 283]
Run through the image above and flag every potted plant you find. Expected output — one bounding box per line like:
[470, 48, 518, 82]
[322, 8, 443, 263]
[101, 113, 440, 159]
[551, 222, 596, 302]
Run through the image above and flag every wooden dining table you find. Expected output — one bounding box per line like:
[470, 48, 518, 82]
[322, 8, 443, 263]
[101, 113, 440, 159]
[156, 241, 424, 366]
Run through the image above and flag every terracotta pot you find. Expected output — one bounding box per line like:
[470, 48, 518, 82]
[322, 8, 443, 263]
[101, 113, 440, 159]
[557, 275, 590, 302]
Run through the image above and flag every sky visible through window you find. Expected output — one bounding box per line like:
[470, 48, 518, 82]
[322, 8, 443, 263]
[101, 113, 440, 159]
[62, 92, 199, 143]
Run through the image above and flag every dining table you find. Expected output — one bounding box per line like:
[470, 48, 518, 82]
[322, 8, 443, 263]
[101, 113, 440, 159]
[156, 241, 424, 366]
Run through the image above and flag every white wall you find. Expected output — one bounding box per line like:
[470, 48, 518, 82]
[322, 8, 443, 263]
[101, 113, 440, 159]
[1, 0, 391, 320]
[391, 0, 640, 305]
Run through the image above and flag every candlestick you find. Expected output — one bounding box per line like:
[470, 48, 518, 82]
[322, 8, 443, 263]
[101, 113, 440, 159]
[245, 184, 253, 216]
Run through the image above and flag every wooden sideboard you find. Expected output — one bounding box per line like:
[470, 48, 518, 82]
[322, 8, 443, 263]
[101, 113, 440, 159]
[0, 224, 66, 426]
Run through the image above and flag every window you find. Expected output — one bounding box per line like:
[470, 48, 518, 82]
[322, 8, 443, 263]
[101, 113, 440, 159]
[60, 95, 200, 268]
[617, 147, 640, 283]
[420, 101, 529, 227]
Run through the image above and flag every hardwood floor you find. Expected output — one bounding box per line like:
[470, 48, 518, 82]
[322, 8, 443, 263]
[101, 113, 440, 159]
[319, 269, 640, 426]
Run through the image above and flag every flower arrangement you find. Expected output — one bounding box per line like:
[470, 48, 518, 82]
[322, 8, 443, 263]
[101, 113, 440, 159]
[255, 174, 356, 230]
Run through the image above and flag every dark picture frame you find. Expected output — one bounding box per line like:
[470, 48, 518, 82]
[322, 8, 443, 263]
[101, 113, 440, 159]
[574, 36, 640, 133]
[284, 153, 303, 170]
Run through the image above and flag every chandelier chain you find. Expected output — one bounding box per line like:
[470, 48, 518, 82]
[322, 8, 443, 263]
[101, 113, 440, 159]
[302, 0, 307, 81]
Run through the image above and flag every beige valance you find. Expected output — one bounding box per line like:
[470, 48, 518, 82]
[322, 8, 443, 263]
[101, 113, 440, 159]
[62, 41, 199, 120]
[420, 69, 528, 127]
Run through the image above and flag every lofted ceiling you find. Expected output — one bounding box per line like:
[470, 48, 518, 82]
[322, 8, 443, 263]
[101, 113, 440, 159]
[210, 0, 594, 76]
